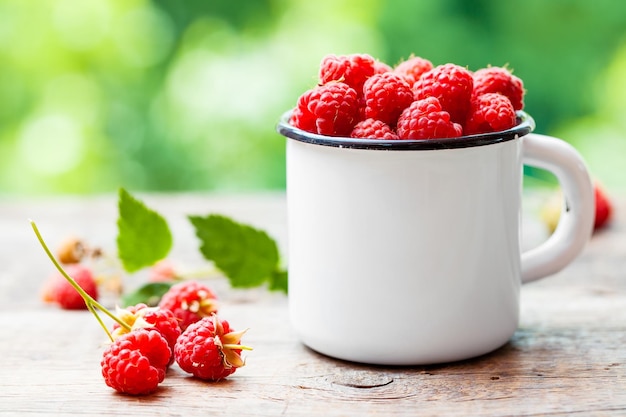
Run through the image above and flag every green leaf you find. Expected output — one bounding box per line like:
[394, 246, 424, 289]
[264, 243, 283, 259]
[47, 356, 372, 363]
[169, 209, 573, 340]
[117, 188, 173, 273]
[121, 282, 174, 307]
[188, 214, 281, 289]
[268, 269, 288, 293]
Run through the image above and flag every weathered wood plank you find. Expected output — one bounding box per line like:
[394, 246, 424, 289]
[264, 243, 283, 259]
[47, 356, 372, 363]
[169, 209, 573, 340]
[0, 192, 625, 416]
[1, 296, 625, 417]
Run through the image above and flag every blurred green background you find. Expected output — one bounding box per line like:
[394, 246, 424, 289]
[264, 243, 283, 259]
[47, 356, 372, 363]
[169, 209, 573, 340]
[1, 0, 625, 195]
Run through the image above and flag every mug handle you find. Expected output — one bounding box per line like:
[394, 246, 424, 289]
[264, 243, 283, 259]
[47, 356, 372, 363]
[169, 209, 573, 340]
[521, 133, 595, 283]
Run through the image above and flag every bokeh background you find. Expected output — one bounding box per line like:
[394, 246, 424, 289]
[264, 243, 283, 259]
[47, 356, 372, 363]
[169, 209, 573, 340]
[1, 0, 625, 195]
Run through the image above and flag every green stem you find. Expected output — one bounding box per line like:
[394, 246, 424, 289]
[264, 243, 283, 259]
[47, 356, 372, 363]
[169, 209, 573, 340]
[87, 303, 114, 342]
[30, 220, 131, 337]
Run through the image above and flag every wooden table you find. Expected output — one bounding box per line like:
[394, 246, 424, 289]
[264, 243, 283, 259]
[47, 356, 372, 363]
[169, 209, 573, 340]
[1, 192, 625, 416]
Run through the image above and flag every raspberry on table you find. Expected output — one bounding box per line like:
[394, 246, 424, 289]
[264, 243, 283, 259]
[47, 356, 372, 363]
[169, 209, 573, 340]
[291, 82, 360, 137]
[111, 303, 182, 366]
[101, 329, 171, 395]
[593, 182, 613, 231]
[464, 92, 517, 135]
[158, 280, 219, 331]
[362, 72, 414, 127]
[56, 237, 87, 264]
[174, 315, 250, 381]
[48, 263, 99, 310]
[351, 118, 399, 140]
[319, 53, 377, 95]
[472, 66, 525, 110]
[413, 63, 474, 124]
[148, 259, 179, 283]
[396, 97, 463, 140]
[393, 55, 434, 87]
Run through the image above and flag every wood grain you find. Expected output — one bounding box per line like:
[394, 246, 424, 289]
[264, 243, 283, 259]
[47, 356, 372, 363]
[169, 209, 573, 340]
[0, 192, 625, 416]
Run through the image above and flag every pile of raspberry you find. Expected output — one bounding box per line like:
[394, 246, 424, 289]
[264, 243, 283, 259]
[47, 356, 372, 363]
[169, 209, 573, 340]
[46, 263, 250, 395]
[41, 239, 252, 396]
[101, 280, 250, 396]
[290, 54, 525, 140]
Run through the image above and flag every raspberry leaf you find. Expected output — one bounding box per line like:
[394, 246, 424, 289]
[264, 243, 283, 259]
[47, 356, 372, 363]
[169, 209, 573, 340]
[269, 269, 288, 293]
[120, 282, 174, 307]
[188, 214, 286, 292]
[117, 188, 173, 273]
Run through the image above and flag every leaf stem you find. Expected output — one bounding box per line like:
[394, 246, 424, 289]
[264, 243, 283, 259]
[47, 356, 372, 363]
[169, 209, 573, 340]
[30, 220, 131, 340]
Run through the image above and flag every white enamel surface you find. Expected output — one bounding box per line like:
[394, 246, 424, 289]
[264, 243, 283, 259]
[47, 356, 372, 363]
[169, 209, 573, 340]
[287, 139, 524, 365]
[521, 133, 594, 283]
[285, 132, 593, 365]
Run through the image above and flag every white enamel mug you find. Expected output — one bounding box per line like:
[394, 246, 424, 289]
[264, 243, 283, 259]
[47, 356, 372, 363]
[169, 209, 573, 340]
[277, 111, 594, 365]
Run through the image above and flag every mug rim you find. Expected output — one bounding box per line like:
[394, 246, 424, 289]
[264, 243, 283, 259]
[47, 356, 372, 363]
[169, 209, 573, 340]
[277, 110, 535, 150]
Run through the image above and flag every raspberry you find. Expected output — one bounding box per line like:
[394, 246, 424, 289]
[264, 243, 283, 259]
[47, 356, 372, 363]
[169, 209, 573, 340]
[289, 89, 317, 133]
[158, 280, 218, 331]
[362, 72, 414, 127]
[174, 315, 250, 381]
[594, 182, 612, 231]
[40, 278, 57, 303]
[319, 53, 377, 94]
[111, 303, 181, 366]
[413, 63, 473, 124]
[393, 55, 434, 87]
[49, 263, 99, 310]
[351, 118, 399, 140]
[473, 66, 525, 110]
[101, 329, 171, 395]
[149, 259, 179, 283]
[56, 236, 86, 264]
[291, 82, 359, 136]
[464, 93, 517, 135]
[373, 60, 392, 74]
[396, 97, 463, 140]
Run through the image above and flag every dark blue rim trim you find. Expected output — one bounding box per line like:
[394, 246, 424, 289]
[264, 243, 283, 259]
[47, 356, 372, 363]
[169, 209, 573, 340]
[277, 110, 535, 150]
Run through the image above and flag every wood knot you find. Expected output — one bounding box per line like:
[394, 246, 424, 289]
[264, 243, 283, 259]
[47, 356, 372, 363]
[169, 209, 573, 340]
[330, 370, 394, 389]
